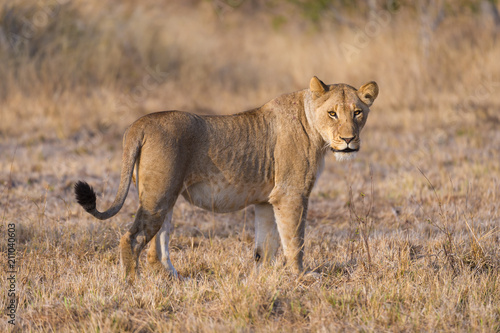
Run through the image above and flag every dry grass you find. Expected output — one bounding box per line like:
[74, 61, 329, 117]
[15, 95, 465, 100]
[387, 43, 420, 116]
[1, 1, 500, 332]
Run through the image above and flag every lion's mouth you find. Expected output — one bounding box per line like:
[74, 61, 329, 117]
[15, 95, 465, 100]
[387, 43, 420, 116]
[331, 147, 359, 153]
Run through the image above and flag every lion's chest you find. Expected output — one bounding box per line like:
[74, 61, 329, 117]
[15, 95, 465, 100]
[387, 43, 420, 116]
[181, 178, 273, 213]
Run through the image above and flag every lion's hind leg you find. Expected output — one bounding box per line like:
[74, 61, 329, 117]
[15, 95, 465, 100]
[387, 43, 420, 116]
[119, 206, 170, 284]
[146, 210, 178, 278]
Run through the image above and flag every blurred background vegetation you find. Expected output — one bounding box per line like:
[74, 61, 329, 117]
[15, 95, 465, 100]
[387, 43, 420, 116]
[0, 0, 499, 140]
[1, 3, 499, 331]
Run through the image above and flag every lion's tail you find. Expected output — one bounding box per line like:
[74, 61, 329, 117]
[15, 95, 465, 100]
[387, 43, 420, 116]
[74, 128, 141, 220]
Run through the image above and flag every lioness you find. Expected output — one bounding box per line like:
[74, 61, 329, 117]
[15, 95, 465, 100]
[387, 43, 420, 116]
[75, 76, 378, 282]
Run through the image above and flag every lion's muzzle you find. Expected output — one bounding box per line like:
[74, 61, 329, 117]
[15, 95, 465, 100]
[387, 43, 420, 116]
[331, 147, 359, 153]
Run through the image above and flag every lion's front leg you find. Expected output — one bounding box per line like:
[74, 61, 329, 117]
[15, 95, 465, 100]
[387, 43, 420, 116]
[254, 203, 280, 264]
[270, 195, 308, 273]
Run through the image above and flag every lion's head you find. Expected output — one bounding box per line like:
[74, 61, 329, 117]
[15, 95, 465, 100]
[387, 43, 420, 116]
[305, 76, 378, 161]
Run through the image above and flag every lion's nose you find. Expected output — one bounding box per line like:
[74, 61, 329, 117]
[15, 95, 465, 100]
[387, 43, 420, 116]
[341, 136, 355, 144]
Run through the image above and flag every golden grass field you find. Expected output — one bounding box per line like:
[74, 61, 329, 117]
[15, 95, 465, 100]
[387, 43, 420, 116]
[1, 0, 499, 331]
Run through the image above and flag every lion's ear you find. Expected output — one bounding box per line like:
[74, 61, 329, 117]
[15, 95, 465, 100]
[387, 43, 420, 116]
[358, 81, 379, 106]
[310, 76, 328, 95]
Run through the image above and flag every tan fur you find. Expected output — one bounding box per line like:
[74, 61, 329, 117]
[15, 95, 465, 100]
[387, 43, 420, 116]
[75, 76, 378, 282]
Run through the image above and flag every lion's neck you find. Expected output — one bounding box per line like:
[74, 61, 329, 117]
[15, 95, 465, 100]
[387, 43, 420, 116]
[265, 90, 326, 151]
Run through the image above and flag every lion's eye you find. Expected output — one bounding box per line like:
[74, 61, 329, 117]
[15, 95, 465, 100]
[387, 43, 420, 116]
[328, 111, 337, 118]
[354, 110, 362, 117]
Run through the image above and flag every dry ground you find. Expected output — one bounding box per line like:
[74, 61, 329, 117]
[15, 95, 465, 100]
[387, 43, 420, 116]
[1, 1, 499, 332]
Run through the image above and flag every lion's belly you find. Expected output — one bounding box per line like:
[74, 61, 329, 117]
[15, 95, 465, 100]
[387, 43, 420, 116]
[181, 180, 273, 213]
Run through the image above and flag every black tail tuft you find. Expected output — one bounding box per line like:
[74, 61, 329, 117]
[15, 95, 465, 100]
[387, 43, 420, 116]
[74, 181, 97, 213]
